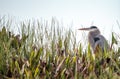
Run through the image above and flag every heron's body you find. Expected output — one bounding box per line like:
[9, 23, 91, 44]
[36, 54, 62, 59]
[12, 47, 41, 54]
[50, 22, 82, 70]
[79, 26, 109, 53]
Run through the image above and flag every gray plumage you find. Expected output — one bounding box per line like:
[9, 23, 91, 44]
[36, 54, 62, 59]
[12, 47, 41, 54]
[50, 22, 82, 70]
[79, 26, 109, 53]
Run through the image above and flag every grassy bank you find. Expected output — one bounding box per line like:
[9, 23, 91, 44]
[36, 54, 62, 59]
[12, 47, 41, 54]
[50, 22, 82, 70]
[0, 16, 120, 79]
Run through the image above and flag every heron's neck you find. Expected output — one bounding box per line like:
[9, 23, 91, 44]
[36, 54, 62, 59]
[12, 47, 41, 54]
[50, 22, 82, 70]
[88, 33, 95, 51]
[88, 29, 100, 51]
[89, 29, 100, 37]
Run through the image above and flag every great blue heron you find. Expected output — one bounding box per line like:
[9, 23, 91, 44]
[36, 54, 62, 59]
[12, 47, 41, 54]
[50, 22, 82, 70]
[78, 26, 110, 54]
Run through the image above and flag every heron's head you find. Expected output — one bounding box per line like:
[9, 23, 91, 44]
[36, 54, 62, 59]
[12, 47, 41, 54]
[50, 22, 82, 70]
[78, 26, 100, 35]
[78, 26, 98, 31]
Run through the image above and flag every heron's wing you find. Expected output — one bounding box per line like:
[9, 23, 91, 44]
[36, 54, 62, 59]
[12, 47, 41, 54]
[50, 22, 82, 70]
[94, 35, 110, 53]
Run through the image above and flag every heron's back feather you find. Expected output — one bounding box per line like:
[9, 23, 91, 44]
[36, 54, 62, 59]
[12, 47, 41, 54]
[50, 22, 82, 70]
[94, 34, 110, 53]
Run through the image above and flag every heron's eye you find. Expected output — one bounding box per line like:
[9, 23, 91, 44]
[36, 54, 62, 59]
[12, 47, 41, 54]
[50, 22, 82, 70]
[94, 37, 100, 42]
[90, 26, 97, 29]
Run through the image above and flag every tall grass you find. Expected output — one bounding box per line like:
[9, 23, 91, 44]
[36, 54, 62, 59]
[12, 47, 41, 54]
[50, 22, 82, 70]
[0, 16, 120, 79]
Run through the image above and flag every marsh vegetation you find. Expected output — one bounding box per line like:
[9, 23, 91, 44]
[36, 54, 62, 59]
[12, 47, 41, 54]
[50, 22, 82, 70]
[0, 16, 120, 79]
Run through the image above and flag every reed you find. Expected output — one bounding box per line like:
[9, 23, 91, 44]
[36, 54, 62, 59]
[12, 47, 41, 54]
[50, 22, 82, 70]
[0, 16, 120, 79]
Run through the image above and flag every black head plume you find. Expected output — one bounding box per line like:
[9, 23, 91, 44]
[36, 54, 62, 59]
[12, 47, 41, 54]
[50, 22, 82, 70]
[90, 26, 97, 29]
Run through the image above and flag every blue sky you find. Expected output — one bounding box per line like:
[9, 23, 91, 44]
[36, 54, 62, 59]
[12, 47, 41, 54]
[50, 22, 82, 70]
[0, 0, 120, 43]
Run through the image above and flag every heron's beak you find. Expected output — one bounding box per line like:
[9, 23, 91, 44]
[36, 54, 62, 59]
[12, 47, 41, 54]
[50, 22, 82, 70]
[78, 28, 90, 30]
